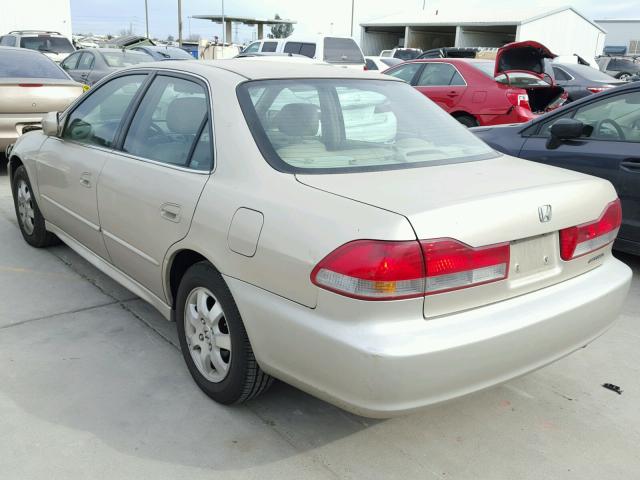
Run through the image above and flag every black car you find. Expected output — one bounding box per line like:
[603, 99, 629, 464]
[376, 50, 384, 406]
[596, 56, 640, 81]
[550, 63, 625, 102]
[473, 82, 640, 255]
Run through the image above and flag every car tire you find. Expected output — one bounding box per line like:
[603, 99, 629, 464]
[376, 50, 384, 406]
[616, 72, 632, 81]
[176, 261, 273, 404]
[454, 114, 479, 128]
[11, 165, 58, 248]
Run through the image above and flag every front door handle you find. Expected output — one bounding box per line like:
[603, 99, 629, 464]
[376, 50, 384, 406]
[80, 172, 92, 188]
[620, 159, 640, 172]
[446, 91, 459, 97]
[160, 203, 182, 223]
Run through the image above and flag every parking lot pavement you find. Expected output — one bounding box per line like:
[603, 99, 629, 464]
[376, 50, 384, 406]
[0, 163, 639, 480]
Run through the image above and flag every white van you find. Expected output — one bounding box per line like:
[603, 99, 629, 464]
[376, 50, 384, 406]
[242, 35, 365, 69]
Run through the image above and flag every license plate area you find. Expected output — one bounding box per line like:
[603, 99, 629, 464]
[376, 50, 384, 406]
[509, 232, 559, 286]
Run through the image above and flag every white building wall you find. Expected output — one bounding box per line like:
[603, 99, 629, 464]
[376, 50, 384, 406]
[517, 9, 603, 63]
[0, 0, 72, 39]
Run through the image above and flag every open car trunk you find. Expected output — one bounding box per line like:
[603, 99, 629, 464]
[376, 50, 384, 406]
[526, 85, 566, 113]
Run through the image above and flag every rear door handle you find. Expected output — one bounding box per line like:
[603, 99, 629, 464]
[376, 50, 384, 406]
[80, 172, 92, 188]
[620, 159, 640, 172]
[160, 203, 181, 223]
[447, 91, 459, 97]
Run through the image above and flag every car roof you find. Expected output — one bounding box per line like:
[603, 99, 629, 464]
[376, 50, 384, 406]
[82, 48, 151, 54]
[130, 59, 397, 81]
[0, 45, 47, 55]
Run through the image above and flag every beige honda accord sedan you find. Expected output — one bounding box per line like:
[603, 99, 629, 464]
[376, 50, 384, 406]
[7, 60, 632, 417]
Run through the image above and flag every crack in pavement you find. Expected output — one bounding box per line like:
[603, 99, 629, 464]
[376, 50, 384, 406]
[0, 300, 121, 330]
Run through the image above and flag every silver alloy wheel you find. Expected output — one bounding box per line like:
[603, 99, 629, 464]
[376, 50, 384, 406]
[618, 73, 632, 82]
[16, 179, 35, 235]
[184, 287, 232, 383]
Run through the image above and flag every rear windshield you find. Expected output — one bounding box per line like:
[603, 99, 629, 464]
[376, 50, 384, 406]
[470, 61, 550, 86]
[238, 79, 496, 174]
[102, 51, 152, 67]
[20, 35, 74, 54]
[323, 38, 364, 64]
[0, 49, 68, 79]
[393, 49, 421, 60]
[150, 47, 193, 59]
[564, 64, 619, 82]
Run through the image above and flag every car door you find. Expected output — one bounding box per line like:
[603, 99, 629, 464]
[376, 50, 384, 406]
[413, 62, 466, 112]
[97, 73, 212, 299]
[36, 73, 148, 259]
[74, 51, 96, 85]
[519, 89, 640, 245]
[551, 65, 580, 100]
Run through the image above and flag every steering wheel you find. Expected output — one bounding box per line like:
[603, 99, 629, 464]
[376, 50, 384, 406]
[147, 122, 170, 142]
[594, 118, 625, 140]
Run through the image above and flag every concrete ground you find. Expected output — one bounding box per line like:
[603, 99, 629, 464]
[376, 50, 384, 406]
[0, 162, 638, 480]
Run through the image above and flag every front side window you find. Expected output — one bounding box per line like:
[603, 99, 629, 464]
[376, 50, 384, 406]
[417, 63, 464, 86]
[573, 91, 640, 142]
[238, 79, 496, 173]
[243, 42, 260, 53]
[262, 41, 278, 53]
[63, 74, 146, 147]
[61, 52, 80, 71]
[123, 76, 210, 168]
[385, 63, 421, 83]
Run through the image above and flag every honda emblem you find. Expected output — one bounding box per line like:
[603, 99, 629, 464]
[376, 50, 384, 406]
[538, 205, 552, 223]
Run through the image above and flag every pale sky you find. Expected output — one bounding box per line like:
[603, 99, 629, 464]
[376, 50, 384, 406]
[71, 0, 640, 42]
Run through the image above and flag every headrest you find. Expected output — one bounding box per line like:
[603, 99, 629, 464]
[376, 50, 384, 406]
[276, 103, 319, 137]
[166, 97, 207, 134]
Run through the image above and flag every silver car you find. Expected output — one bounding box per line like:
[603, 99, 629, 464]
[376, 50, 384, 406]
[7, 60, 632, 417]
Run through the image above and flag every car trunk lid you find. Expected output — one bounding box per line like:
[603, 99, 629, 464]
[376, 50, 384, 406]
[494, 40, 556, 77]
[0, 78, 83, 114]
[297, 156, 618, 317]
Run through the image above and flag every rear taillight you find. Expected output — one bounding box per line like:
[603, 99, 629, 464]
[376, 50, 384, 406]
[363, 65, 368, 71]
[311, 240, 425, 300]
[506, 90, 531, 110]
[18, 83, 44, 87]
[421, 239, 510, 294]
[559, 199, 622, 261]
[311, 238, 509, 300]
[587, 86, 609, 94]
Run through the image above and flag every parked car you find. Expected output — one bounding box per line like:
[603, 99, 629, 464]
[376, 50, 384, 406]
[131, 45, 195, 60]
[242, 35, 365, 69]
[0, 30, 75, 63]
[379, 48, 423, 60]
[383, 41, 566, 127]
[419, 47, 489, 59]
[364, 56, 403, 71]
[550, 63, 625, 101]
[60, 48, 154, 86]
[596, 56, 640, 81]
[0, 47, 83, 157]
[7, 60, 631, 417]
[473, 81, 640, 255]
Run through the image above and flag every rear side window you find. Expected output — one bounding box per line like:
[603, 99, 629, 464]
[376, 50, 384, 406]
[0, 49, 68, 79]
[19, 35, 74, 53]
[323, 37, 364, 63]
[262, 41, 277, 52]
[78, 52, 95, 70]
[238, 79, 496, 173]
[0, 35, 16, 46]
[552, 67, 572, 81]
[123, 76, 210, 168]
[385, 63, 421, 83]
[365, 58, 378, 70]
[63, 74, 146, 147]
[299, 43, 316, 58]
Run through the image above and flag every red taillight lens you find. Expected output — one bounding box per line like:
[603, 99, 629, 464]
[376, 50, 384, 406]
[311, 240, 425, 300]
[311, 238, 510, 300]
[18, 83, 44, 87]
[559, 199, 622, 260]
[421, 239, 509, 294]
[506, 90, 531, 110]
[587, 87, 609, 94]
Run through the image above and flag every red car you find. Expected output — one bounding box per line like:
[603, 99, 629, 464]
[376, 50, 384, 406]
[383, 41, 567, 127]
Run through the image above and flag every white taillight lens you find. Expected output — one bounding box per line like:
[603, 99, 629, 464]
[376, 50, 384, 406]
[311, 238, 510, 300]
[559, 199, 622, 260]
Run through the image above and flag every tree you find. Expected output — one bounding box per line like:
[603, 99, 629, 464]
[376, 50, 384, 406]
[270, 14, 293, 39]
[167, 34, 175, 42]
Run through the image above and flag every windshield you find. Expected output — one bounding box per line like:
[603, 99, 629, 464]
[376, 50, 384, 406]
[238, 79, 496, 173]
[323, 38, 364, 64]
[20, 35, 75, 54]
[102, 51, 152, 67]
[0, 49, 68, 79]
[393, 49, 421, 60]
[151, 47, 193, 59]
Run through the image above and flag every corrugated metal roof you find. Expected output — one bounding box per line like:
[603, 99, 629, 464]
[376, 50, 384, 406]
[361, 6, 606, 33]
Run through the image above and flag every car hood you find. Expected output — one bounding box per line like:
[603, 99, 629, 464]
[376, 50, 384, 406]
[495, 40, 556, 77]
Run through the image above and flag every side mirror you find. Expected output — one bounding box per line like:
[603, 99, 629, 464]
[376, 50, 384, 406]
[546, 118, 591, 149]
[41, 112, 61, 137]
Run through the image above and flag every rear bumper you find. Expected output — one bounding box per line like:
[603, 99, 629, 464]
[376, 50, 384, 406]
[477, 107, 536, 126]
[226, 258, 631, 418]
[0, 114, 43, 150]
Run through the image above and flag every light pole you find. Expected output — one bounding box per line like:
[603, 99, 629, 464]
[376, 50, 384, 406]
[350, 0, 355, 37]
[144, 0, 149, 38]
[178, 0, 183, 46]
[221, 0, 225, 45]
